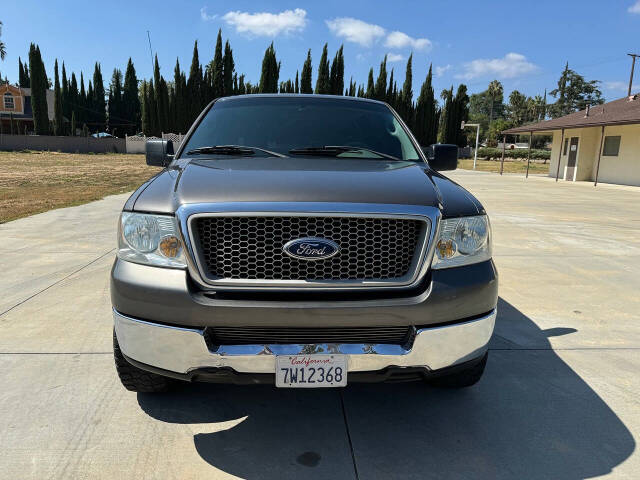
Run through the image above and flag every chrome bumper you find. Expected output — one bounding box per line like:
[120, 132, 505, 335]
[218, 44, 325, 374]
[113, 308, 496, 375]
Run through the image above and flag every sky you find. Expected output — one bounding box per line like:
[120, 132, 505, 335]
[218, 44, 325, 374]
[1, 0, 640, 103]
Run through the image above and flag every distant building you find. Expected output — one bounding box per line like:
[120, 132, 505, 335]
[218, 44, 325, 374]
[0, 83, 55, 133]
[503, 94, 640, 187]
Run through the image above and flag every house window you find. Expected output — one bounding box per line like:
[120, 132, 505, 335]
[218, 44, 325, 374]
[3, 93, 14, 110]
[602, 136, 621, 156]
[563, 138, 568, 155]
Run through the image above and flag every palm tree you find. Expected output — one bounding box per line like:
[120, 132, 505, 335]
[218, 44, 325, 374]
[0, 21, 6, 60]
[487, 79, 503, 135]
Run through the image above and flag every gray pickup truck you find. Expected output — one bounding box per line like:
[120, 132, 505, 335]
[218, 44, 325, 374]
[111, 95, 497, 392]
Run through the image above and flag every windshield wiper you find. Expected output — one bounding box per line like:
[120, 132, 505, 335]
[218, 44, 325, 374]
[288, 145, 401, 161]
[185, 145, 287, 157]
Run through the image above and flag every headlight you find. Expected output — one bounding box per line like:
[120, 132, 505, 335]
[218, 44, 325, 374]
[118, 213, 187, 268]
[431, 215, 491, 269]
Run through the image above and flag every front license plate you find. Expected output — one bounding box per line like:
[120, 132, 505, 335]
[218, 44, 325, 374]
[275, 355, 347, 388]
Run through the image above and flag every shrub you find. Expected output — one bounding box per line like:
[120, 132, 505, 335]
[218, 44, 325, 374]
[476, 147, 550, 161]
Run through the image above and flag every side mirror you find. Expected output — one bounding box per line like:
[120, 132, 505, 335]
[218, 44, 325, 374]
[146, 139, 174, 167]
[425, 143, 457, 171]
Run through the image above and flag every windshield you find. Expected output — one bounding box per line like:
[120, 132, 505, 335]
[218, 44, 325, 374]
[179, 96, 422, 161]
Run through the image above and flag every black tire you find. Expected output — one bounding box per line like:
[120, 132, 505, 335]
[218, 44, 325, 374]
[426, 352, 488, 389]
[113, 330, 174, 393]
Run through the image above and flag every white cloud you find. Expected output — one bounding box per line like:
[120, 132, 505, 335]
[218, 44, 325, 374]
[384, 31, 431, 51]
[200, 7, 217, 21]
[628, 1, 640, 13]
[435, 64, 452, 77]
[386, 53, 405, 62]
[605, 81, 639, 93]
[222, 9, 307, 37]
[456, 53, 538, 80]
[325, 17, 385, 47]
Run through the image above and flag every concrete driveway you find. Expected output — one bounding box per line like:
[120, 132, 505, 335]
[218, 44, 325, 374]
[1, 171, 638, 479]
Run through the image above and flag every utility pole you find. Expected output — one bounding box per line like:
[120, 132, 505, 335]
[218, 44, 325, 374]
[628, 53, 639, 97]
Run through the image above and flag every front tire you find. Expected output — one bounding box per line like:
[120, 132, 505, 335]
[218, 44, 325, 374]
[427, 352, 488, 388]
[113, 329, 174, 393]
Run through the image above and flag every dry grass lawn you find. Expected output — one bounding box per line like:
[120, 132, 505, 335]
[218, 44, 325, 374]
[0, 151, 157, 223]
[458, 158, 550, 175]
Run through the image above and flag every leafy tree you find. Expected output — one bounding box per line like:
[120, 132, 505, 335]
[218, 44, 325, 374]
[28, 44, 49, 135]
[438, 86, 454, 143]
[374, 55, 387, 101]
[487, 79, 503, 134]
[53, 59, 63, 135]
[300, 49, 312, 94]
[315, 44, 330, 94]
[0, 21, 5, 60]
[223, 40, 234, 96]
[507, 90, 528, 126]
[414, 64, 438, 146]
[549, 63, 603, 117]
[92, 63, 106, 131]
[259, 43, 279, 93]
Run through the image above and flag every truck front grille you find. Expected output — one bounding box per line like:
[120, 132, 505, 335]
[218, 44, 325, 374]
[191, 215, 426, 284]
[204, 325, 413, 346]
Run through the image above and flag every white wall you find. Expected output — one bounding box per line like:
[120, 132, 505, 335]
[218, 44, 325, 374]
[594, 124, 640, 187]
[547, 125, 640, 186]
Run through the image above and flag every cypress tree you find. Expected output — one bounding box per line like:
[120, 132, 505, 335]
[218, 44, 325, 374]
[365, 68, 374, 98]
[329, 45, 344, 95]
[173, 58, 187, 133]
[87, 80, 94, 130]
[400, 54, 414, 128]
[222, 40, 234, 96]
[187, 40, 203, 124]
[374, 55, 387, 101]
[453, 84, 469, 146]
[315, 44, 330, 94]
[415, 64, 438, 146]
[141, 81, 151, 136]
[386, 68, 394, 104]
[300, 50, 312, 94]
[92, 63, 106, 131]
[79, 72, 86, 126]
[61, 62, 70, 131]
[211, 29, 224, 98]
[438, 86, 454, 144]
[71, 111, 76, 136]
[53, 59, 63, 135]
[295, 70, 299, 93]
[19, 57, 31, 88]
[123, 58, 140, 135]
[108, 68, 123, 136]
[259, 43, 279, 93]
[238, 74, 246, 95]
[28, 44, 49, 135]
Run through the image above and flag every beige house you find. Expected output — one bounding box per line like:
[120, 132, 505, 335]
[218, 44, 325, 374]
[503, 94, 640, 187]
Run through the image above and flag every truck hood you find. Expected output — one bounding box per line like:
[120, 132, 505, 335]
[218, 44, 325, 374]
[129, 157, 483, 217]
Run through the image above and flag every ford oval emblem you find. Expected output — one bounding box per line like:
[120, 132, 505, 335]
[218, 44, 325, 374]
[283, 237, 340, 260]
